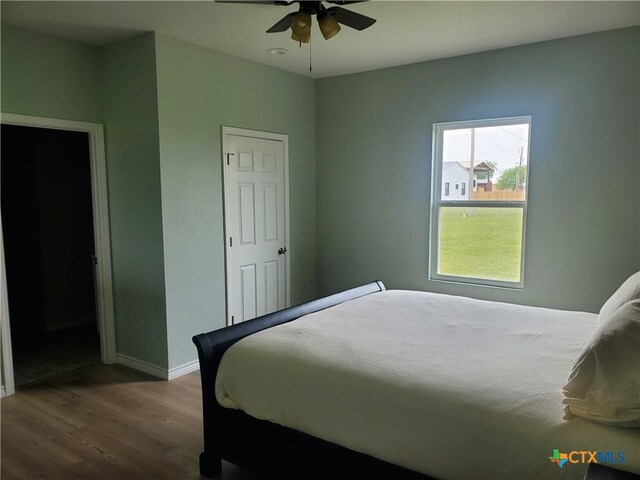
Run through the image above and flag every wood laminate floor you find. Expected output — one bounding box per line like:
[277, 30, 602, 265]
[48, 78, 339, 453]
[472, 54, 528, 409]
[1, 364, 258, 480]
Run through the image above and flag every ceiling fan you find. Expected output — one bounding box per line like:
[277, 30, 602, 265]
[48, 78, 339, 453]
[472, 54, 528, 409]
[216, 0, 377, 43]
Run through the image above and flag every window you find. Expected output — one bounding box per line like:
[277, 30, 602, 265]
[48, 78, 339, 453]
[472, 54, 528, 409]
[430, 116, 531, 288]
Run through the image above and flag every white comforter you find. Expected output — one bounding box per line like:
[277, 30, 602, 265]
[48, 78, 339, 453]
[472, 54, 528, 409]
[215, 290, 640, 479]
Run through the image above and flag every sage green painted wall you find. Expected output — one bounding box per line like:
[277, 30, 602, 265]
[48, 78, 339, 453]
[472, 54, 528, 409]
[1, 24, 102, 123]
[1, 26, 170, 368]
[316, 27, 640, 313]
[1, 26, 316, 371]
[101, 34, 168, 367]
[154, 34, 316, 369]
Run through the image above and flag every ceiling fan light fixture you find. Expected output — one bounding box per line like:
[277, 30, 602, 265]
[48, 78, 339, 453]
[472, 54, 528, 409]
[318, 11, 341, 40]
[291, 30, 311, 44]
[290, 11, 312, 36]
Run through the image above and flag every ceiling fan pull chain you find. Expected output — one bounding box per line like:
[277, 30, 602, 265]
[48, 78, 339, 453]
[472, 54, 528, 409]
[309, 38, 312, 72]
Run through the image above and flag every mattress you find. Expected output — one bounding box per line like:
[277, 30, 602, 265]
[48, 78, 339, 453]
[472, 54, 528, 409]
[215, 290, 640, 480]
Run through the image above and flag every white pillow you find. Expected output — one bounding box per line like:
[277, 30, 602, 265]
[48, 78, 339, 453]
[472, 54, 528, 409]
[563, 300, 640, 427]
[599, 271, 640, 325]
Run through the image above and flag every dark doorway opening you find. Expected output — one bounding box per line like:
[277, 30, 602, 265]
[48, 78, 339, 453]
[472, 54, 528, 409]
[1, 124, 100, 387]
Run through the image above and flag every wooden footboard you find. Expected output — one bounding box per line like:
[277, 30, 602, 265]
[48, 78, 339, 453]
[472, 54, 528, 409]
[192, 281, 395, 478]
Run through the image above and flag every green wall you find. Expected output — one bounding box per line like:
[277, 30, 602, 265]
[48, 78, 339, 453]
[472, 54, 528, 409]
[316, 27, 640, 313]
[100, 34, 169, 367]
[1, 26, 170, 368]
[1, 25, 316, 372]
[1, 24, 102, 123]
[154, 34, 317, 368]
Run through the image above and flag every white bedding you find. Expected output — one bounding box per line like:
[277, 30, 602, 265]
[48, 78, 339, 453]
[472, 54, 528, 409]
[215, 290, 640, 480]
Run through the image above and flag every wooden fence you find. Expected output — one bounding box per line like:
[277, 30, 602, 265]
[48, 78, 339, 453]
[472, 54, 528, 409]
[471, 190, 525, 201]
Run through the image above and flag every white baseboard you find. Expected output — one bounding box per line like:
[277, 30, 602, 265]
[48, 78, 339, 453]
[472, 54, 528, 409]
[116, 354, 167, 380]
[116, 354, 199, 381]
[168, 359, 199, 380]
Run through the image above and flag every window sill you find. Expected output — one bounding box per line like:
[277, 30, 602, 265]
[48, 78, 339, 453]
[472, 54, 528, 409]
[428, 275, 524, 291]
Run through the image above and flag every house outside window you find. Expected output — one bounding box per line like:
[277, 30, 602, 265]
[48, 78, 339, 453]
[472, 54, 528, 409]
[430, 116, 531, 288]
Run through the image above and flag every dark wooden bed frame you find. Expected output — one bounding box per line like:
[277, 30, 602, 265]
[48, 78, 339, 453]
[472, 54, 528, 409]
[193, 281, 638, 480]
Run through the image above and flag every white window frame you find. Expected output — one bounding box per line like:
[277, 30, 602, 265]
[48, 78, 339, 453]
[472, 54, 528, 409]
[429, 116, 531, 289]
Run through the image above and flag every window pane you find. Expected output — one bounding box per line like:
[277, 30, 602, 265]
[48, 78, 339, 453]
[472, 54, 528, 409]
[441, 124, 529, 202]
[438, 206, 524, 282]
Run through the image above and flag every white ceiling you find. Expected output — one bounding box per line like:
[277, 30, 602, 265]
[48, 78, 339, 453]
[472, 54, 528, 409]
[2, 1, 639, 78]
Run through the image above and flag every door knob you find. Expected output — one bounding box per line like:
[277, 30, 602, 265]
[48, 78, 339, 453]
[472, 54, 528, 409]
[278, 247, 287, 255]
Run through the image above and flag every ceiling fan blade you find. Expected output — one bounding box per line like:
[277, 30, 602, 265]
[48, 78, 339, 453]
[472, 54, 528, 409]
[326, 1, 367, 4]
[326, 6, 376, 31]
[266, 12, 297, 32]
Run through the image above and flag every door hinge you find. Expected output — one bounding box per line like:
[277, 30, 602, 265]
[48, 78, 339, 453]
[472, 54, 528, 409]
[231, 315, 235, 324]
[226, 152, 235, 165]
[229, 237, 233, 247]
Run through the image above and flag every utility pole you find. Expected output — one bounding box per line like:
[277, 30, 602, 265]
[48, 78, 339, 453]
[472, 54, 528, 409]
[515, 146, 523, 191]
[468, 128, 475, 200]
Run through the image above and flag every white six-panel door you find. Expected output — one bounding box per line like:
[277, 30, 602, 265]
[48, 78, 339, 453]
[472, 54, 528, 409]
[223, 129, 289, 325]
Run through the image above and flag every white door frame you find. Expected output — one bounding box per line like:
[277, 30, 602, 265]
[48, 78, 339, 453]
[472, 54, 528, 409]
[0, 113, 117, 396]
[221, 126, 291, 326]
[1, 219, 15, 397]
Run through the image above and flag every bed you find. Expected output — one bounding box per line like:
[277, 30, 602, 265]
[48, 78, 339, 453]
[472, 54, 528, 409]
[193, 281, 640, 480]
